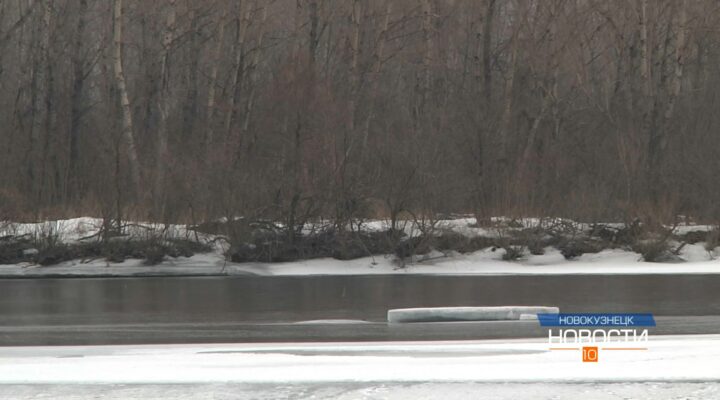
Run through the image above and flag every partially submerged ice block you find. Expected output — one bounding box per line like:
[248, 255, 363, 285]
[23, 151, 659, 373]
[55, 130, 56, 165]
[387, 306, 559, 323]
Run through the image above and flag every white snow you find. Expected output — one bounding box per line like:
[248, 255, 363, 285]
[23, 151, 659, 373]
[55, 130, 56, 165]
[519, 313, 539, 320]
[1, 335, 719, 384]
[224, 247, 720, 276]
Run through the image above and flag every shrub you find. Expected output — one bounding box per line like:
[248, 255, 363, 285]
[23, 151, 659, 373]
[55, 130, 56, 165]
[527, 242, 545, 256]
[394, 235, 432, 260]
[142, 243, 167, 265]
[1, 231, 211, 266]
[502, 245, 524, 261]
[0, 234, 34, 264]
[632, 239, 674, 262]
[593, 221, 644, 246]
[680, 230, 710, 244]
[559, 238, 604, 260]
[704, 229, 720, 252]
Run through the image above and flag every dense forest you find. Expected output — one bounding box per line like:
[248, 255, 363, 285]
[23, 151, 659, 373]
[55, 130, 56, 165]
[0, 0, 717, 229]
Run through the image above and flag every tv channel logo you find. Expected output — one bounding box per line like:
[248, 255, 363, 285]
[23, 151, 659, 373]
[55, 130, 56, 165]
[537, 313, 656, 362]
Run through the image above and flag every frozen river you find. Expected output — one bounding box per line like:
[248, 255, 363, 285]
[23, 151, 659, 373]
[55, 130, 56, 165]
[1, 274, 720, 345]
[2, 337, 720, 399]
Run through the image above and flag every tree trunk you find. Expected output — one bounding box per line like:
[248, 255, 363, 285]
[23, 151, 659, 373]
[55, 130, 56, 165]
[38, 0, 54, 204]
[183, 7, 199, 139]
[663, 0, 686, 123]
[308, 0, 319, 64]
[242, 2, 268, 151]
[360, 1, 391, 152]
[153, 0, 176, 217]
[224, 0, 249, 148]
[347, 0, 361, 133]
[482, 0, 495, 106]
[205, 8, 226, 160]
[647, 0, 686, 193]
[66, 0, 88, 200]
[491, 3, 523, 215]
[419, 0, 433, 111]
[113, 0, 141, 194]
[638, 0, 651, 100]
[342, 0, 361, 169]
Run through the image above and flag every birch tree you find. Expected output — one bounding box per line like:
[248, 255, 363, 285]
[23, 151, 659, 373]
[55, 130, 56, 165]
[113, 0, 141, 193]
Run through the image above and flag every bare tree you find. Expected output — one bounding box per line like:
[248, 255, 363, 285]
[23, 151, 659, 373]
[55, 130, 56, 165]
[1, 0, 719, 227]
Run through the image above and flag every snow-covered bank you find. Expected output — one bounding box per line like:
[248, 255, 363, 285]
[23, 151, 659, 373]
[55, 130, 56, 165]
[3, 245, 720, 277]
[230, 246, 720, 276]
[1, 335, 719, 384]
[2, 216, 720, 277]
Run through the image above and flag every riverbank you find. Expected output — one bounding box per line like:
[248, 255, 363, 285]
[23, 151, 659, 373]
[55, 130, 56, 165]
[2, 217, 720, 277]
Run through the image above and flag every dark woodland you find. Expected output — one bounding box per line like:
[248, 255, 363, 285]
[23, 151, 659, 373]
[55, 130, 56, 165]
[0, 0, 716, 229]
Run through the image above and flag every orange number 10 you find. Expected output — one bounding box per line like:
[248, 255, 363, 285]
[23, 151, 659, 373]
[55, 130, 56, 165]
[582, 346, 598, 362]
